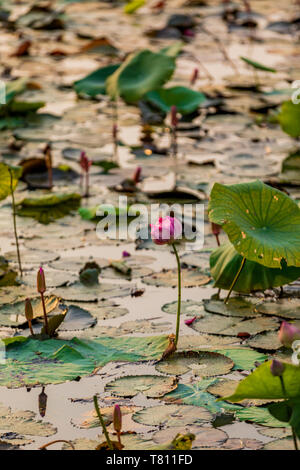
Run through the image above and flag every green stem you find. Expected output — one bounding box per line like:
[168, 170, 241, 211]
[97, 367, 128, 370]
[93, 396, 113, 450]
[9, 169, 23, 277]
[172, 243, 181, 347]
[280, 376, 298, 450]
[224, 256, 246, 304]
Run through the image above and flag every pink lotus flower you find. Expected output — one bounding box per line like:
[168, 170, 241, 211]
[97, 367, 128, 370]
[37, 267, 46, 294]
[270, 359, 285, 377]
[279, 321, 300, 348]
[80, 151, 92, 173]
[150, 216, 182, 245]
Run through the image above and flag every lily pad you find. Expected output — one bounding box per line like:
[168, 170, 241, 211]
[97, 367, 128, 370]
[16, 193, 82, 224]
[106, 50, 175, 103]
[57, 304, 96, 331]
[153, 425, 228, 448]
[246, 331, 282, 351]
[208, 180, 300, 268]
[0, 295, 59, 327]
[210, 243, 300, 293]
[0, 163, 22, 202]
[54, 282, 132, 302]
[145, 86, 206, 114]
[105, 375, 177, 398]
[203, 297, 259, 318]
[74, 405, 140, 429]
[74, 64, 120, 97]
[162, 300, 203, 315]
[155, 351, 234, 377]
[0, 403, 56, 437]
[142, 268, 211, 288]
[191, 312, 279, 336]
[256, 298, 300, 319]
[207, 379, 274, 407]
[235, 407, 286, 428]
[263, 437, 295, 450]
[133, 404, 211, 427]
[213, 348, 268, 370]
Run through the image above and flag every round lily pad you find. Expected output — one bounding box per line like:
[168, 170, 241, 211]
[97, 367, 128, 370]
[5, 249, 59, 264]
[101, 266, 153, 280]
[64, 434, 156, 450]
[191, 312, 279, 336]
[74, 405, 141, 429]
[57, 304, 96, 331]
[177, 335, 236, 351]
[203, 297, 260, 318]
[23, 270, 76, 288]
[132, 404, 212, 427]
[256, 298, 300, 319]
[162, 300, 203, 315]
[246, 330, 282, 351]
[142, 268, 211, 288]
[180, 252, 211, 270]
[259, 427, 291, 439]
[54, 282, 132, 302]
[105, 375, 177, 398]
[50, 257, 109, 271]
[155, 351, 234, 377]
[0, 403, 56, 437]
[153, 425, 228, 448]
[0, 295, 59, 327]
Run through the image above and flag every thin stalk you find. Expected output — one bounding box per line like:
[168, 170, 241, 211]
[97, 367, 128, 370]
[224, 256, 246, 304]
[9, 168, 22, 277]
[292, 428, 299, 451]
[113, 97, 119, 163]
[40, 292, 49, 335]
[279, 376, 298, 451]
[85, 170, 89, 198]
[117, 432, 122, 446]
[172, 243, 181, 347]
[39, 440, 75, 450]
[93, 395, 113, 450]
[28, 320, 34, 336]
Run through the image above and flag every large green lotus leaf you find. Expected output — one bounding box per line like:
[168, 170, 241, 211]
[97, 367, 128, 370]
[0, 163, 22, 201]
[191, 311, 279, 336]
[74, 64, 120, 97]
[106, 50, 175, 103]
[208, 180, 300, 268]
[0, 403, 56, 437]
[105, 375, 177, 398]
[235, 407, 286, 428]
[213, 348, 268, 371]
[204, 297, 259, 318]
[256, 298, 300, 319]
[145, 86, 206, 114]
[278, 101, 300, 138]
[163, 379, 239, 414]
[0, 335, 168, 388]
[132, 404, 212, 427]
[207, 378, 274, 407]
[281, 150, 300, 183]
[210, 243, 300, 293]
[240, 57, 276, 73]
[16, 193, 82, 224]
[0, 295, 59, 327]
[142, 268, 211, 287]
[155, 351, 234, 377]
[220, 360, 300, 402]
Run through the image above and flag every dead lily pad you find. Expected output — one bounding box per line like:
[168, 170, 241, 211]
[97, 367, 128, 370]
[142, 268, 211, 288]
[191, 312, 279, 336]
[256, 298, 300, 319]
[105, 375, 177, 398]
[155, 351, 234, 377]
[132, 404, 212, 427]
[162, 300, 203, 315]
[0, 295, 59, 327]
[203, 298, 260, 318]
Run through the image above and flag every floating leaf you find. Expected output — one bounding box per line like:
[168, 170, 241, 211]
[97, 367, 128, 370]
[208, 180, 300, 268]
[263, 437, 295, 450]
[207, 378, 274, 407]
[0, 163, 22, 202]
[162, 300, 203, 315]
[0, 295, 59, 327]
[74, 64, 120, 98]
[132, 404, 212, 427]
[142, 268, 211, 287]
[54, 281, 132, 302]
[0, 403, 56, 437]
[16, 193, 82, 224]
[203, 297, 259, 318]
[153, 425, 228, 449]
[235, 407, 286, 428]
[281, 149, 300, 183]
[278, 101, 300, 138]
[256, 298, 300, 319]
[241, 57, 276, 73]
[145, 86, 206, 114]
[106, 50, 175, 103]
[155, 351, 234, 377]
[246, 331, 282, 351]
[210, 243, 300, 293]
[75, 405, 140, 429]
[213, 348, 268, 371]
[105, 375, 177, 398]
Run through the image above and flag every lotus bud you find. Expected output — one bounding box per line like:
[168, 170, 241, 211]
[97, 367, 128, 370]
[112, 123, 118, 140]
[279, 321, 300, 348]
[79, 151, 91, 173]
[184, 316, 196, 326]
[190, 68, 199, 86]
[113, 405, 122, 433]
[170, 105, 178, 128]
[25, 298, 33, 322]
[270, 359, 285, 377]
[37, 267, 46, 294]
[133, 166, 142, 184]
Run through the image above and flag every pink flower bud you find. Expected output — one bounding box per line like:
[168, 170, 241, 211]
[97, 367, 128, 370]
[37, 267, 46, 294]
[133, 166, 142, 184]
[270, 359, 285, 377]
[113, 404, 122, 433]
[25, 298, 33, 321]
[279, 321, 300, 348]
[211, 222, 221, 236]
[80, 151, 92, 173]
[184, 316, 196, 326]
[113, 124, 118, 140]
[150, 216, 182, 245]
[122, 250, 131, 258]
[190, 68, 199, 86]
[170, 105, 178, 128]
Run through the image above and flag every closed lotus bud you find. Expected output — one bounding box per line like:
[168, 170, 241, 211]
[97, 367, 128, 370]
[190, 68, 199, 86]
[37, 267, 46, 294]
[113, 404, 122, 433]
[25, 298, 33, 321]
[211, 222, 221, 236]
[113, 124, 118, 140]
[133, 166, 142, 184]
[38, 387, 48, 418]
[270, 359, 285, 377]
[279, 321, 300, 348]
